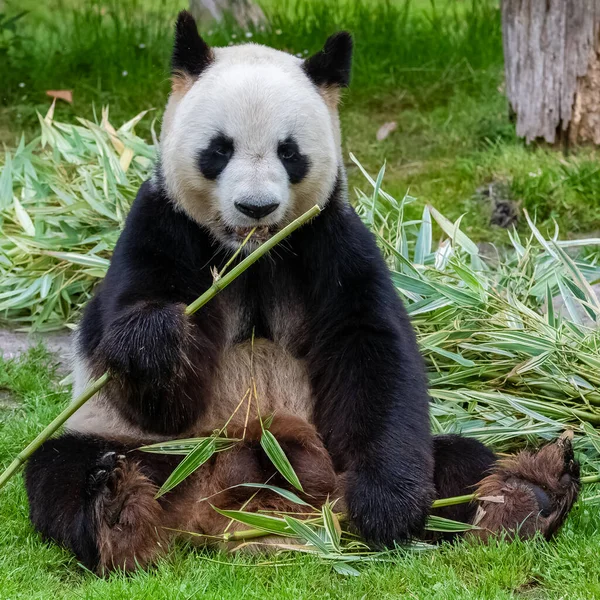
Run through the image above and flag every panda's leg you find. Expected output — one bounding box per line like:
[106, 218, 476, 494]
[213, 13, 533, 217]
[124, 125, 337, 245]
[25, 433, 182, 572]
[430, 434, 496, 530]
[431, 434, 580, 541]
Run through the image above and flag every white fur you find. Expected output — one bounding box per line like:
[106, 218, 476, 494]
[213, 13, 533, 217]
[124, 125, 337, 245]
[161, 43, 342, 249]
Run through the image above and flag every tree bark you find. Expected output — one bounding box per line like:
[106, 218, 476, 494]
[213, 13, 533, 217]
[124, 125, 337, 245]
[502, 0, 600, 145]
[189, 0, 265, 28]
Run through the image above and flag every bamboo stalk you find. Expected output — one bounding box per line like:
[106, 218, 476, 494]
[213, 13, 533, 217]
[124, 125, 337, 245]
[0, 205, 321, 491]
[430, 493, 476, 508]
[185, 205, 320, 316]
[0, 372, 111, 489]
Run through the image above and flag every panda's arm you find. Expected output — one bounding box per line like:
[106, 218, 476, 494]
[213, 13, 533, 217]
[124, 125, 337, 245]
[79, 181, 224, 435]
[302, 201, 434, 545]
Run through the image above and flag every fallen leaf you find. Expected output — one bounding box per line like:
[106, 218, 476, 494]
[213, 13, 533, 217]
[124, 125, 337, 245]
[46, 90, 73, 104]
[376, 121, 397, 141]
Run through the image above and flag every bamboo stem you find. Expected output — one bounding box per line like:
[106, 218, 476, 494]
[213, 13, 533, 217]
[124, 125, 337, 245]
[0, 205, 321, 491]
[184, 205, 321, 316]
[223, 528, 272, 542]
[426, 473, 600, 509]
[0, 372, 110, 489]
[431, 493, 476, 508]
[581, 473, 600, 485]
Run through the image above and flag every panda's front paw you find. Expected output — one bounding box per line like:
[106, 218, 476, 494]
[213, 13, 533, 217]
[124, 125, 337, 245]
[96, 302, 191, 386]
[473, 433, 580, 541]
[345, 469, 433, 547]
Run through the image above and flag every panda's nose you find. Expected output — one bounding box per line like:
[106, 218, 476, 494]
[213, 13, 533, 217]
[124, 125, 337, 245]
[234, 200, 280, 220]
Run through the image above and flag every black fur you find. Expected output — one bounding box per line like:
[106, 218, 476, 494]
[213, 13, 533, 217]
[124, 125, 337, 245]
[429, 435, 496, 540]
[197, 134, 234, 180]
[303, 31, 353, 88]
[25, 177, 506, 552]
[172, 11, 213, 78]
[82, 180, 225, 436]
[25, 435, 116, 569]
[278, 137, 310, 184]
[74, 175, 433, 545]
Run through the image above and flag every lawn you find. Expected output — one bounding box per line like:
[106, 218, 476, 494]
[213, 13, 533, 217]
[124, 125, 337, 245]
[2, 0, 600, 598]
[0, 349, 599, 600]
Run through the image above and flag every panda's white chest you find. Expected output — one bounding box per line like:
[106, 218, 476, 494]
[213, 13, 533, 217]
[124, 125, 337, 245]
[198, 284, 313, 433]
[199, 338, 313, 434]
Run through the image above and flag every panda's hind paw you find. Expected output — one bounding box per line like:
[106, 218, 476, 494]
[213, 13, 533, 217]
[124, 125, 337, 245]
[472, 433, 580, 541]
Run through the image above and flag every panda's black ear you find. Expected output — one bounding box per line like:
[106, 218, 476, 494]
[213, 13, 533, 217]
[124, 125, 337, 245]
[303, 32, 353, 88]
[171, 10, 213, 78]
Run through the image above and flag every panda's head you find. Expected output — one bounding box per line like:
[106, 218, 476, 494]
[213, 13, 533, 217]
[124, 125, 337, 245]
[159, 11, 353, 250]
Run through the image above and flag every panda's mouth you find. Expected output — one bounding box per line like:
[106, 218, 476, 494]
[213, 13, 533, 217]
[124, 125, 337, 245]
[227, 225, 277, 243]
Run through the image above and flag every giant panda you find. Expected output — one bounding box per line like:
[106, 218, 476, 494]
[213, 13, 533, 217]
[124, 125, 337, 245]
[24, 11, 580, 573]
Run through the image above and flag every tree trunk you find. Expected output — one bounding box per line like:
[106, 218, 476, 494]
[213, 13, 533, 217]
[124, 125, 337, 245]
[189, 0, 265, 28]
[502, 0, 600, 145]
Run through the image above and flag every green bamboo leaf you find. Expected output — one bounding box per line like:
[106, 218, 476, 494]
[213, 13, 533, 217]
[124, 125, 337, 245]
[451, 260, 486, 297]
[407, 296, 453, 316]
[523, 210, 558, 260]
[414, 205, 431, 265]
[13, 196, 35, 236]
[371, 163, 386, 224]
[391, 272, 437, 296]
[428, 204, 479, 255]
[557, 276, 584, 326]
[43, 251, 111, 268]
[260, 429, 304, 491]
[436, 283, 481, 307]
[349, 153, 395, 204]
[511, 351, 551, 376]
[155, 437, 216, 498]
[283, 516, 331, 553]
[434, 239, 453, 270]
[551, 240, 600, 314]
[0, 153, 12, 209]
[235, 483, 311, 506]
[322, 504, 342, 552]
[546, 282, 555, 327]
[139, 436, 239, 455]
[423, 345, 476, 367]
[561, 277, 597, 322]
[425, 515, 479, 532]
[212, 507, 293, 535]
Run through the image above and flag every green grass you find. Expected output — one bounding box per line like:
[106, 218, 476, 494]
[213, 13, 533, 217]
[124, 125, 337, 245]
[0, 348, 599, 599]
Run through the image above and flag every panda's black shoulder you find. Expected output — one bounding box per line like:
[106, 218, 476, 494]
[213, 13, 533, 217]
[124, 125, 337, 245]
[296, 184, 395, 289]
[113, 179, 212, 262]
[77, 179, 217, 356]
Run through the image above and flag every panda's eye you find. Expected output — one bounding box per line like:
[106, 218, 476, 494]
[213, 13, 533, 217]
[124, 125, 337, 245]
[279, 146, 298, 161]
[198, 134, 234, 180]
[277, 137, 309, 184]
[214, 144, 233, 158]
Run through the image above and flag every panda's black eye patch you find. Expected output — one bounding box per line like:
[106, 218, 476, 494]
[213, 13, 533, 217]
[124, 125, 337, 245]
[198, 134, 234, 180]
[278, 137, 310, 184]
